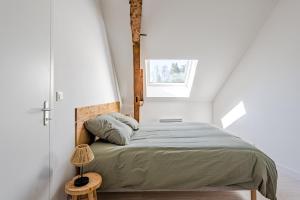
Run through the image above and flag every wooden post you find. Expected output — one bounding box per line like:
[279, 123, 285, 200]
[133, 42, 141, 121]
[130, 0, 143, 121]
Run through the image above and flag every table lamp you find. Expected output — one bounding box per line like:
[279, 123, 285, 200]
[70, 144, 95, 187]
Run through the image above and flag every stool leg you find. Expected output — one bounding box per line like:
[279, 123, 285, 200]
[88, 192, 94, 200]
[94, 190, 98, 200]
[72, 195, 78, 200]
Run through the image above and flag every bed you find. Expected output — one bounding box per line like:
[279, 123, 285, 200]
[75, 101, 277, 200]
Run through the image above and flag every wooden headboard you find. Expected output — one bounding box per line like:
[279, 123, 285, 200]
[75, 101, 120, 146]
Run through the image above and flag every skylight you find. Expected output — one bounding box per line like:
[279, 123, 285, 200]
[221, 101, 246, 129]
[145, 59, 198, 98]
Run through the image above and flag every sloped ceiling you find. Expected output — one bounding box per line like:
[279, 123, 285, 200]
[100, 0, 276, 105]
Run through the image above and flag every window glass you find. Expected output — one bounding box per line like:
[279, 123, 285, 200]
[149, 60, 190, 84]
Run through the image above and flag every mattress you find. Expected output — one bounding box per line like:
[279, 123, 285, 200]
[85, 122, 277, 200]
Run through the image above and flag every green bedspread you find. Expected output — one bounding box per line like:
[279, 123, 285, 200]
[85, 122, 277, 200]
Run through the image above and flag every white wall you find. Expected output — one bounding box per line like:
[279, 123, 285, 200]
[141, 101, 212, 123]
[51, 0, 119, 199]
[213, 0, 300, 175]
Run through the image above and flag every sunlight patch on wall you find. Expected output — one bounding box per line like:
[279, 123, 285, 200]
[221, 101, 246, 129]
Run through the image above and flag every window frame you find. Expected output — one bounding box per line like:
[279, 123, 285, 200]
[145, 59, 198, 98]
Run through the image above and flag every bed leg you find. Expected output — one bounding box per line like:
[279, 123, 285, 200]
[251, 190, 257, 200]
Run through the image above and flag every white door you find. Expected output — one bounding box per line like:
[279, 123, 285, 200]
[0, 0, 51, 199]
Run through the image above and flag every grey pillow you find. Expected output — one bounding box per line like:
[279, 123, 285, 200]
[109, 112, 139, 130]
[84, 115, 132, 145]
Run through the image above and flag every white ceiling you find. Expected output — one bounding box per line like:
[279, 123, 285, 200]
[100, 0, 277, 104]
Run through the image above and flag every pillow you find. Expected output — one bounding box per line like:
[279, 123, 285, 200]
[84, 115, 132, 145]
[109, 112, 139, 130]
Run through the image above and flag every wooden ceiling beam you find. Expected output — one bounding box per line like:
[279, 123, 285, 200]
[130, 0, 143, 121]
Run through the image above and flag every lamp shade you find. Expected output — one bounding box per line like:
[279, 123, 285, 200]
[70, 144, 94, 167]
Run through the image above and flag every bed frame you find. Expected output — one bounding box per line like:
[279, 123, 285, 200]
[74, 101, 257, 200]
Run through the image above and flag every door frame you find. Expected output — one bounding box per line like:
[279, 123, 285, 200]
[49, 0, 54, 198]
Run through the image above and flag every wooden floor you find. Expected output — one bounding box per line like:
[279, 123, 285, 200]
[99, 169, 300, 200]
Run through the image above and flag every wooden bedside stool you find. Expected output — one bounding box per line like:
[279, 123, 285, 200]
[65, 172, 102, 200]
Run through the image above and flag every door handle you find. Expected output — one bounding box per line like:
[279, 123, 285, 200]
[42, 101, 52, 126]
